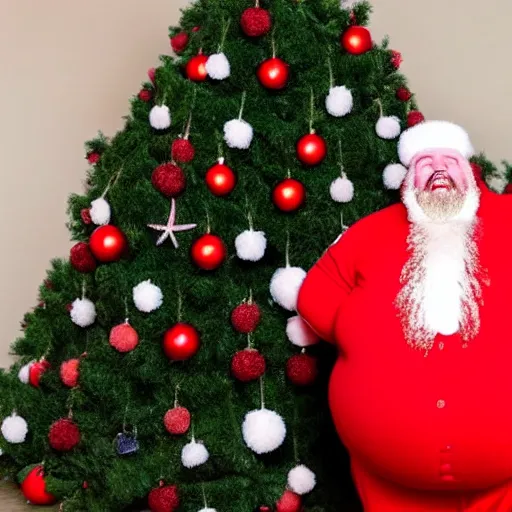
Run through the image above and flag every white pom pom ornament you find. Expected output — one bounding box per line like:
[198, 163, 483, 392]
[224, 119, 253, 149]
[133, 280, 163, 313]
[330, 174, 354, 203]
[242, 408, 286, 454]
[199, 509, 217, 512]
[206, 52, 230, 80]
[235, 229, 267, 262]
[286, 316, 320, 347]
[288, 464, 317, 495]
[376, 116, 401, 139]
[326, 86, 353, 117]
[270, 267, 307, 311]
[181, 439, 209, 468]
[89, 197, 111, 225]
[383, 163, 407, 190]
[18, 361, 34, 384]
[70, 298, 96, 327]
[1, 413, 28, 444]
[149, 105, 171, 130]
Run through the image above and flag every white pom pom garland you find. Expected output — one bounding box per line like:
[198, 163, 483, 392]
[242, 408, 286, 454]
[330, 174, 354, 203]
[181, 439, 209, 468]
[376, 116, 401, 139]
[224, 119, 253, 149]
[133, 280, 163, 313]
[383, 163, 407, 190]
[206, 52, 230, 80]
[288, 464, 317, 495]
[270, 267, 307, 311]
[70, 298, 96, 327]
[89, 198, 111, 225]
[18, 361, 34, 384]
[149, 105, 171, 130]
[235, 229, 267, 262]
[286, 316, 320, 347]
[325, 86, 353, 117]
[1, 413, 28, 444]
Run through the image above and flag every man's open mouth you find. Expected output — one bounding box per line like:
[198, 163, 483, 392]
[426, 171, 455, 191]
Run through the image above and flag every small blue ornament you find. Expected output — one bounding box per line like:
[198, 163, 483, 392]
[115, 432, 139, 455]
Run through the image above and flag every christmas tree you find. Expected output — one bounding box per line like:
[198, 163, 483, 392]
[0, 0, 452, 510]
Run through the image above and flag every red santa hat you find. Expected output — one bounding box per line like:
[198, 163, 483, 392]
[398, 120, 475, 168]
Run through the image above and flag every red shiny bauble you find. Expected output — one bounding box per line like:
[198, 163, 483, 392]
[340, 25, 372, 55]
[205, 160, 237, 196]
[272, 178, 306, 212]
[29, 359, 51, 387]
[21, 465, 57, 506]
[191, 234, 227, 270]
[163, 323, 201, 361]
[186, 54, 208, 82]
[276, 490, 302, 512]
[257, 57, 290, 90]
[89, 225, 127, 262]
[296, 133, 327, 166]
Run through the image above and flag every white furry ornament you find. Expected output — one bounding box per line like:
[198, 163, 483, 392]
[149, 104, 171, 130]
[224, 119, 253, 149]
[270, 266, 307, 311]
[18, 361, 34, 384]
[376, 115, 401, 139]
[242, 408, 286, 454]
[383, 163, 407, 190]
[326, 86, 353, 117]
[235, 229, 267, 262]
[206, 52, 230, 80]
[89, 197, 111, 225]
[70, 297, 96, 327]
[133, 280, 163, 313]
[198, 509, 217, 512]
[286, 316, 320, 347]
[288, 464, 316, 495]
[1, 413, 28, 444]
[181, 439, 209, 468]
[330, 174, 354, 203]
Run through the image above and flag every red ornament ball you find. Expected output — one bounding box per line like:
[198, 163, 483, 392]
[231, 349, 266, 382]
[191, 234, 227, 270]
[240, 7, 272, 37]
[272, 178, 306, 212]
[186, 54, 208, 82]
[171, 138, 195, 163]
[396, 87, 412, 101]
[60, 359, 80, 387]
[341, 25, 372, 55]
[148, 483, 180, 512]
[21, 465, 57, 506]
[390, 49, 403, 69]
[276, 490, 302, 512]
[170, 32, 189, 53]
[80, 208, 92, 225]
[296, 133, 327, 166]
[255, 507, 273, 512]
[110, 322, 139, 353]
[192, 26, 201, 32]
[152, 163, 186, 198]
[148, 67, 156, 84]
[407, 110, 425, 127]
[48, 418, 81, 451]
[205, 160, 237, 196]
[89, 225, 127, 262]
[138, 89, 152, 102]
[70, 242, 97, 273]
[164, 406, 191, 435]
[87, 152, 100, 165]
[163, 323, 201, 361]
[286, 353, 318, 386]
[29, 360, 51, 387]
[231, 302, 261, 333]
[257, 57, 290, 90]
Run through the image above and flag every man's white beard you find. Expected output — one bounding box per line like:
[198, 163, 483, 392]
[396, 177, 486, 352]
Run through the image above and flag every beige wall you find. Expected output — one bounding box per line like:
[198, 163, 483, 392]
[0, 0, 509, 366]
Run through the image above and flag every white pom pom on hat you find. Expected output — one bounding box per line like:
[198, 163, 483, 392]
[398, 120, 475, 167]
[206, 52, 230, 80]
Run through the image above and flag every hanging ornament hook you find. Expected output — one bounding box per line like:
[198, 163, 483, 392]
[238, 91, 247, 120]
[309, 87, 315, 134]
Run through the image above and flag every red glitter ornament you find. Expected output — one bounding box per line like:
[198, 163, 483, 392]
[170, 32, 189, 53]
[205, 159, 237, 196]
[171, 138, 195, 163]
[296, 133, 327, 166]
[163, 323, 201, 361]
[87, 152, 100, 165]
[286, 353, 318, 386]
[340, 25, 372, 55]
[164, 406, 191, 435]
[231, 302, 261, 333]
[29, 360, 51, 387]
[396, 87, 412, 101]
[241, 7, 272, 37]
[231, 349, 266, 382]
[276, 490, 302, 512]
[109, 322, 139, 353]
[48, 418, 81, 451]
[186, 53, 208, 82]
[81, 208, 92, 225]
[390, 50, 403, 69]
[257, 57, 290, 90]
[60, 359, 80, 387]
[21, 465, 57, 506]
[70, 242, 97, 273]
[272, 178, 306, 212]
[407, 110, 425, 127]
[138, 89, 152, 102]
[148, 483, 180, 512]
[89, 225, 127, 262]
[191, 234, 227, 270]
[152, 163, 186, 198]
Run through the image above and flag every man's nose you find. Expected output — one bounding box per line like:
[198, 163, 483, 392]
[431, 154, 448, 171]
